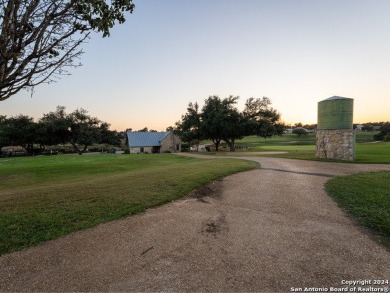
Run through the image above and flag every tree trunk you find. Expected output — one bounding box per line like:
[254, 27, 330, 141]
[70, 142, 81, 155]
[213, 139, 221, 151]
[224, 138, 236, 152]
[22, 143, 34, 155]
[81, 145, 89, 155]
[230, 138, 236, 151]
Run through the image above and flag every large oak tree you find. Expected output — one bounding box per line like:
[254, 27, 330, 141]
[175, 102, 202, 151]
[175, 95, 285, 152]
[0, 0, 135, 101]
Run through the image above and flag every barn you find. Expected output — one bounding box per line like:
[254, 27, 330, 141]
[126, 131, 181, 154]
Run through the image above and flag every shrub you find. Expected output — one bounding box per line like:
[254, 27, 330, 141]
[292, 127, 308, 137]
[373, 123, 390, 141]
[373, 132, 384, 141]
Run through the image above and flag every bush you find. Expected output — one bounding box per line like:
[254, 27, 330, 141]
[181, 143, 190, 152]
[163, 150, 171, 153]
[292, 127, 308, 137]
[373, 132, 385, 141]
[373, 123, 390, 141]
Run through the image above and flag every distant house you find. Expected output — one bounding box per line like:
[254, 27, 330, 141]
[126, 131, 181, 154]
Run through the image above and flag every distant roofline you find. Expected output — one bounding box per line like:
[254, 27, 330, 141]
[325, 96, 353, 100]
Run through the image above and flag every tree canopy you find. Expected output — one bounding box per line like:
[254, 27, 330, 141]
[199, 95, 247, 151]
[0, 114, 37, 153]
[175, 102, 202, 150]
[0, 106, 120, 155]
[373, 123, 390, 141]
[0, 0, 135, 101]
[175, 95, 284, 151]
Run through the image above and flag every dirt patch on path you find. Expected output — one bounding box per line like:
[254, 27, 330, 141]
[187, 179, 224, 202]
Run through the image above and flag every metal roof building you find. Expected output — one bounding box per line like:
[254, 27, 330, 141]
[127, 132, 170, 147]
[126, 131, 181, 153]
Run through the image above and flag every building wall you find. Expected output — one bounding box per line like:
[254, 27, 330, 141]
[316, 129, 355, 161]
[128, 133, 181, 154]
[161, 132, 181, 153]
[129, 147, 153, 154]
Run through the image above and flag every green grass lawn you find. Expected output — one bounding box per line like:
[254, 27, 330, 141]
[235, 133, 317, 147]
[248, 142, 390, 163]
[325, 171, 390, 249]
[208, 132, 390, 163]
[0, 154, 258, 255]
[355, 142, 390, 163]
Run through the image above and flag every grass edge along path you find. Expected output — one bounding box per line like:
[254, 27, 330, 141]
[0, 154, 258, 256]
[203, 141, 390, 164]
[325, 171, 390, 250]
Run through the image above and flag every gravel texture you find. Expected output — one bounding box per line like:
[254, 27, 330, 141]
[1, 155, 390, 292]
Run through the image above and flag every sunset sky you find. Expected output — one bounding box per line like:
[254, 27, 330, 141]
[1, 0, 389, 131]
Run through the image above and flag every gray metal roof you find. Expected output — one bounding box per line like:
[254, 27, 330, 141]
[326, 96, 352, 100]
[127, 132, 170, 147]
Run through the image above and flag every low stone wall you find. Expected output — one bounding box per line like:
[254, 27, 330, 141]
[316, 129, 355, 161]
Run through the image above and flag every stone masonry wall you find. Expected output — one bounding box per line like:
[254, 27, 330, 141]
[129, 147, 152, 154]
[161, 132, 181, 153]
[316, 129, 355, 161]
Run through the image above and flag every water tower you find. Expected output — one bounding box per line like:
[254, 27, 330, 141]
[316, 96, 355, 161]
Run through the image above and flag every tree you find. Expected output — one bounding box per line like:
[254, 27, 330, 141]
[176, 95, 284, 152]
[40, 106, 119, 154]
[202, 96, 247, 152]
[200, 96, 252, 152]
[243, 97, 284, 139]
[0, 0, 135, 101]
[0, 115, 8, 149]
[67, 108, 118, 154]
[175, 102, 202, 150]
[199, 96, 226, 151]
[137, 127, 148, 132]
[373, 123, 390, 141]
[362, 124, 374, 132]
[38, 105, 71, 146]
[292, 127, 308, 137]
[1, 114, 39, 154]
[302, 123, 316, 131]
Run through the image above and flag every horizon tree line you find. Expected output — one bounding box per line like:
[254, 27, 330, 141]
[0, 106, 120, 155]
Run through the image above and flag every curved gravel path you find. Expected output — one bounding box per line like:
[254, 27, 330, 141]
[1, 155, 390, 292]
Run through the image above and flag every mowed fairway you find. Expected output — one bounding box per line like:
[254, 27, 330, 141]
[233, 133, 390, 163]
[0, 154, 258, 255]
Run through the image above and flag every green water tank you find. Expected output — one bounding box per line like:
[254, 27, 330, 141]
[317, 96, 353, 130]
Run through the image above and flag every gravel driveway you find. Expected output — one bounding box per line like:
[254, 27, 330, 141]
[1, 155, 390, 292]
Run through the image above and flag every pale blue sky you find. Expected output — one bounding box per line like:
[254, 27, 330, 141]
[1, 0, 389, 130]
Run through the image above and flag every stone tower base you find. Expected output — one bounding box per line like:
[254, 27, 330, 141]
[316, 129, 355, 161]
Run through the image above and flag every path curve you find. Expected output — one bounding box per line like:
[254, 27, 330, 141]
[1, 155, 390, 292]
